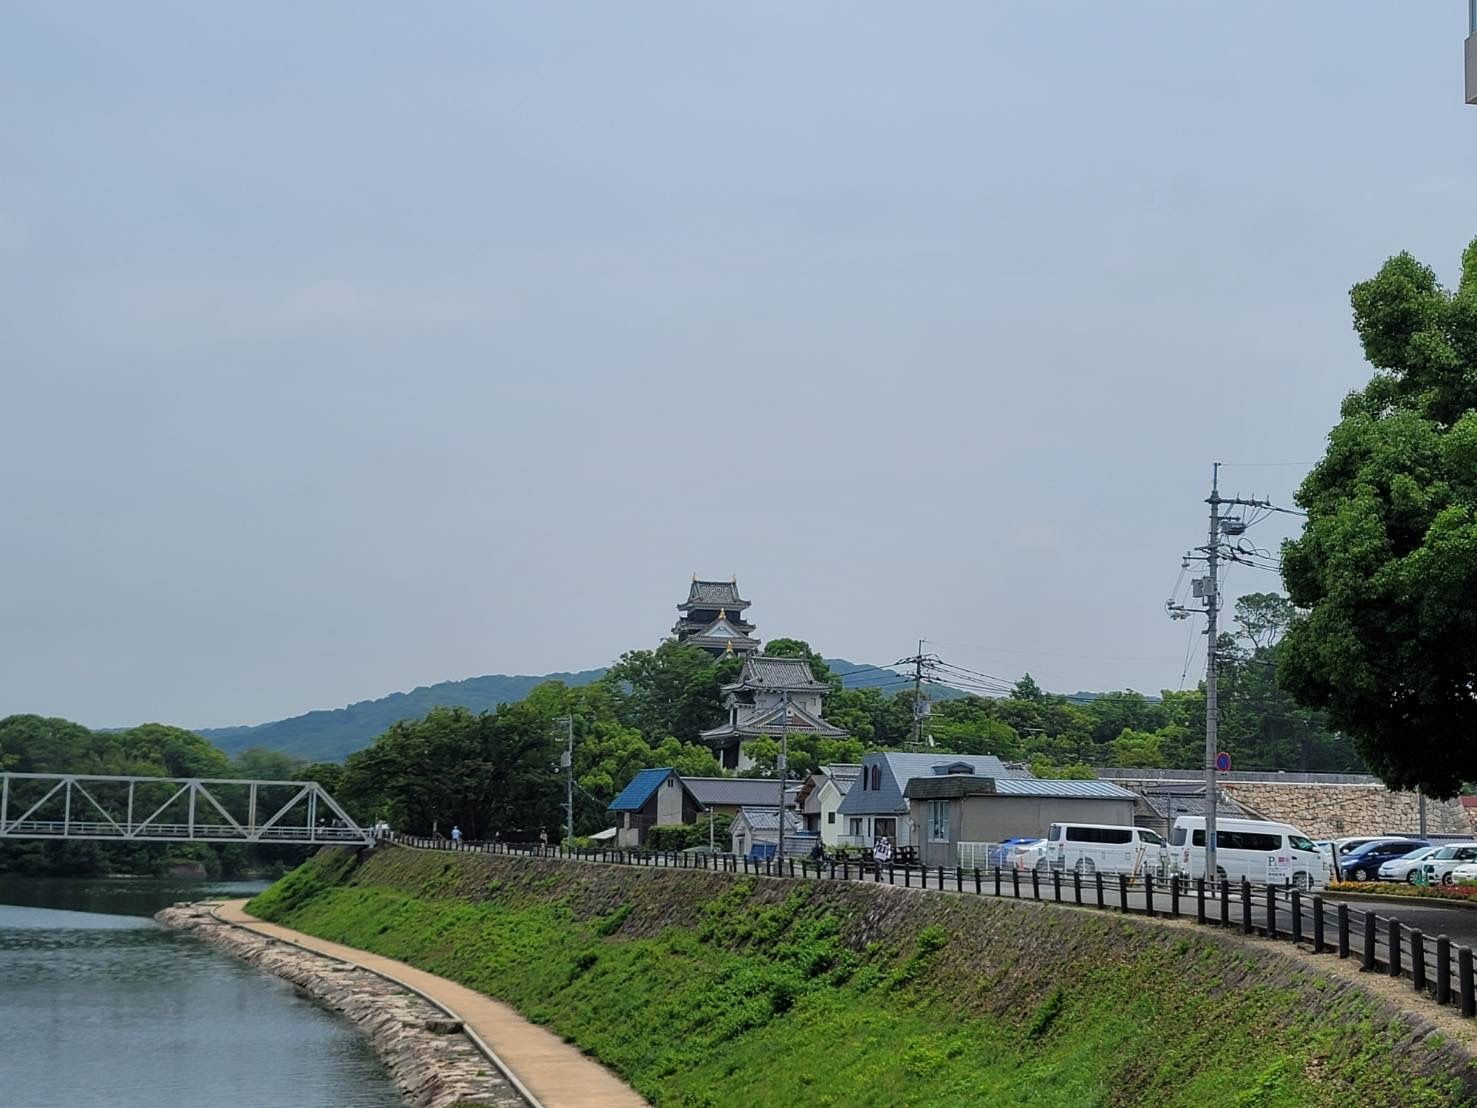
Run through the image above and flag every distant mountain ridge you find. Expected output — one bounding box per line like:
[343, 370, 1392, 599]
[195, 657, 944, 764]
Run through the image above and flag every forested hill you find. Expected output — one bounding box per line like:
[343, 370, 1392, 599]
[199, 669, 610, 762]
[197, 658, 929, 764]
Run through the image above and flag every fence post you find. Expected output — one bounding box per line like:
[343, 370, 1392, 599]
[1338, 904, 1350, 959]
[1388, 919, 1402, 978]
[1312, 896, 1324, 953]
[975, 868, 982, 895]
[938, 865, 945, 891]
[889, 863, 896, 885]
[904, 865, 912, 888]
[1170, 874, 1179, 919]
[1031, 868, 1040, 899]
[995, 866, 1002, 896]
[1241, 880, 1252, 935]
[1144, 873, 1155, 917]
[1363, 912, 1377, 972]
[1266, 885, 1278, 940]
[1438, 936, 1452, 1006]
[1073, 870, 1082, 905]
[1119, 872, 1129, 913]
[957, 866, 963, 893]
[1053, 869, 1062, 902]
[1461, 947, 1475, 1018]
[1096, 871, 1104, 909]
[1196, 878, 1206, 925]
[1412, 930, 1426, 993]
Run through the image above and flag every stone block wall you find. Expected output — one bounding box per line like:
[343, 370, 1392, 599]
[1219, 782, 1470, 839]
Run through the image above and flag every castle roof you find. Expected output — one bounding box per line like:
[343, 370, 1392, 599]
[723, 654, 830, 694]
[679, 579, 749, 611]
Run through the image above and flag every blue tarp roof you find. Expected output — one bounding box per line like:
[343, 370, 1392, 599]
[608, 767, 675, 812]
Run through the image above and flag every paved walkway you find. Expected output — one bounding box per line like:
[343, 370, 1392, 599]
[214, 900, 647, 1108]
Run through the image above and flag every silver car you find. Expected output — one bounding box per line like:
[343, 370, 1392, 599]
[1377, 845, 1440, 883]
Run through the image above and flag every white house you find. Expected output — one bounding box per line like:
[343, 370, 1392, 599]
[795, 764, 861, 847]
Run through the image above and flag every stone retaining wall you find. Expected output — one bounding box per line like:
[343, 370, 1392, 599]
[1221, 782, 1473, 839]
[157, 903, 525, 1108]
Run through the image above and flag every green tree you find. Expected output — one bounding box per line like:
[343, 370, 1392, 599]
[602, 643, 740, 744]
[1280, 241, 1477, 796]
[1012, 673, 1045, 702]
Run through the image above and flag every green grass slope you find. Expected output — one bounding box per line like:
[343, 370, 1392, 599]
[249, 849, 1475, 1108]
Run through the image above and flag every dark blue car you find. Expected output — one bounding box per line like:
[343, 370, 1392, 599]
[1338, 838, 1429, 882]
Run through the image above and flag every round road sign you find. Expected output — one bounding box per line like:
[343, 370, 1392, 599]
[1215, 751, 1232, 772]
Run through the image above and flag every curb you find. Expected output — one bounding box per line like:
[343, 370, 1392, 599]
[1321, 890, 1477, 913]
[206, 902, 546, 1108]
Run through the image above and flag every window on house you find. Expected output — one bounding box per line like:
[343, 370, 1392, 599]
[666, 778, 674, 787]
[928, 800, 950, 842]
[870, 765, 881, 791]
[827, 812, 836, 824]
[849, 818, 862, 837]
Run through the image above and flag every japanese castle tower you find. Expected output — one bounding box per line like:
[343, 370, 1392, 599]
[673, 577, 761, 657]
[700, 654, 849, 771]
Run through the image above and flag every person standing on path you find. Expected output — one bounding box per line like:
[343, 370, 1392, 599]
[451, 825, 463, 844]
[539, 827, 548, 847]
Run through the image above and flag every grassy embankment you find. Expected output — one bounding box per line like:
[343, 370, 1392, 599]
[249, 847, 1476, 1108]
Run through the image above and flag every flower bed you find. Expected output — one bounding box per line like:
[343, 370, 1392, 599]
[1329, 880, 1477, 902]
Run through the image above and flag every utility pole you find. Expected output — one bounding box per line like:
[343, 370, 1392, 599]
[557, 716, 574, 842]
[1204, 469, 1222, 885]
[1168, 464, 1270, 882]
[776, 689, 789, 863]
[913, 639, 925, 748]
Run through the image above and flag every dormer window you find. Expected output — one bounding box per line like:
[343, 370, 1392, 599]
[869, 765, 881, 791]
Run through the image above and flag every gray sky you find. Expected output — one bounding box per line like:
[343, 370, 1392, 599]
[3, 3, 1474, 729]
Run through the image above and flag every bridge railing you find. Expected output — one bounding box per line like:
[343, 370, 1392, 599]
[382, 832, 1477, 1022]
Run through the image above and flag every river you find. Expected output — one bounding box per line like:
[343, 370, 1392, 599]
[0, 877, 404, 1108]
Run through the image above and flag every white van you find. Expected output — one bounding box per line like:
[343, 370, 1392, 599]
[1171, 816, 1330, 889]
[1018, 823, 1168, 877]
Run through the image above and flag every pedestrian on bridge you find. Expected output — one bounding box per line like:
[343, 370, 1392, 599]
[451, 825, 463, 844]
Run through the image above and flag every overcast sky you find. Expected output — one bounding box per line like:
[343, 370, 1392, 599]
[3, 4, 1474, 729]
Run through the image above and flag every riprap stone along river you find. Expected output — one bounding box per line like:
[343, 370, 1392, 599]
[0, 877, 404, 1108]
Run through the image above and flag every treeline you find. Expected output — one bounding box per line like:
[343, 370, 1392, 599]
[4, 594, 1360, 860]
[331, 601, 1361, 840]
[0, 715, 338, 877]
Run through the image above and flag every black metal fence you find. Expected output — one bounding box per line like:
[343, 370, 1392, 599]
[385, 833, 1476, 1021]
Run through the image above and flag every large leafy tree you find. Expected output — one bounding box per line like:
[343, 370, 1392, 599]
[1281, 241, 1477, 796]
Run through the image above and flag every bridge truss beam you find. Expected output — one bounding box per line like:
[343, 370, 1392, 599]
[0, 772, 372, 845]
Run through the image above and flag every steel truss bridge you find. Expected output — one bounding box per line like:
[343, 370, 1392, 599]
[0, 772, 372, 846]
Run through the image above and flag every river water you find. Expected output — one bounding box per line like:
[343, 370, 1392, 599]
[0, 877, 404, 1108]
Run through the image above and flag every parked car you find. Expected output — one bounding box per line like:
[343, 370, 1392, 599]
[1449, 860, 1477, 884]
[1017, 823, 1167, 877]
[1378, 845, 1442, 883]
[1171, 816, 1330, 889]
[1337, 838, 1429, 882]
[1423, 843, 1477, 885]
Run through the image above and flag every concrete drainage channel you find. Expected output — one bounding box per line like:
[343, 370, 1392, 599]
[157, 903, 532, 1108]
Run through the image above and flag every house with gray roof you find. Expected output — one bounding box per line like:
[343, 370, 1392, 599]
[729, 806, 814, 860]
[795, 764, 861, 847]
[901, 771, 1138, 867]
[836, 752, 1024, 852]
[672, 576, 760, 658]
[700, 654, 848, 771]
[682, 776, 792, 820]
